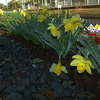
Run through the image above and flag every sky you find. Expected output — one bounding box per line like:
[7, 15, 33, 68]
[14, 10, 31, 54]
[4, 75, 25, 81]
[0, 0, 12, 5]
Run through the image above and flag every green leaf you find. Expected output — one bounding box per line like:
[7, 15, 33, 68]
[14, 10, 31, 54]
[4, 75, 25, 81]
[32, 58, 44, 63]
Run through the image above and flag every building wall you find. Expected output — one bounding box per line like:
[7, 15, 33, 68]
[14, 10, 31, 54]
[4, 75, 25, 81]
[21, 0, 100, 10]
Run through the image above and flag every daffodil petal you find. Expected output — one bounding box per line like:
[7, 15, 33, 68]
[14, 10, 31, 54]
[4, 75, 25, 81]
[47, 24, 56, 30]
[72, 55, 83, 59]
[85, 64, 92, 74]
[63, 19, 71, 24]
[49, 63, 56, 72]
[77, 70, 85, 73]
[70, 59, 80, 66]
[61, 66, 68, 73]
[70, 27, 76, 35]
[86, 60, 94, 69]
[78, 23, 83, 28]
[54, 65, 61, 75]
[47, 26, 55, 30]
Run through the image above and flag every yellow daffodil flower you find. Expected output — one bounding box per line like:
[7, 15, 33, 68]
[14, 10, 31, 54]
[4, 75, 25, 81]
[70, 55, 94, 74]
[0, 10, 4, 15]
[63, 19, 76, 34]
[47, 23, 60, 39]
[63, 14, 83, 34]
[25, 13, 29, 18]
[2, 18, 5, 22]
[50, 63, 68, 76]
[71, 14, 83, 28]
[20, 10, 26, 16]
[20, 18, 24, 22]
[13, 10, 17, 13]
[71, 14, 80, 26]
[38, 15, 45, 22]
[41, 6, 48, 14]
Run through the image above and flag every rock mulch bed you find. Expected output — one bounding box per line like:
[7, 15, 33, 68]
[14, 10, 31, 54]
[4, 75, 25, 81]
[0, 34, 99, 100]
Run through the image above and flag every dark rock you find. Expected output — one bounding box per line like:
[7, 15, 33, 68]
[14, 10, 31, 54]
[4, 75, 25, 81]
[41, 84, 49, 90]
[3, 86, 17, 94]
[0, 40, 6, 46]
[24, 97, 32, 100]
[50, 92, 58, 99]
[2, 65, 10, 70]
[12, 78, 18, 84]
[39, 72, 48, 83]
[60, 74, 69, 80]
[17, 76, 30, 85]
[22, 89, 31, 97]
[17, 85, 25, 91]
[58, 89, 72, 98]
[0, 69, 3, 75]
[0, 76, 3, 82]
[9, 64, 17, 70]
[61, 80, 69, 89]
[23, 77, 30, 86]
[53, 77, 62, 83]
[50, 82, 64, 94]
[20, 70, 26, 75]
[33, 94, 47, 100]
[0, 84, 5, 91]
[30, 86, 36, 93]
[12, 70, 19, 75]
[3, 70, 11, 77]
[26, 71, 33, 78]
[39, 96, 47, 100]
[5, 92, 24, 100]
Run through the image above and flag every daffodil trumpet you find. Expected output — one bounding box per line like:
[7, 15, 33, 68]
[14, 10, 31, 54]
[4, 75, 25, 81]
[49, 62, 68, 76]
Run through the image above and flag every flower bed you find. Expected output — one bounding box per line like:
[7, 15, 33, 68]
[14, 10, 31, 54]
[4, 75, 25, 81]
[0, 6, 100, 98]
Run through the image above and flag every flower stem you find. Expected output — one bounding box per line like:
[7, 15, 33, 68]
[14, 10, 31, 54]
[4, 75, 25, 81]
[58, 55, 61, 64]
[85, 52, 91, 59]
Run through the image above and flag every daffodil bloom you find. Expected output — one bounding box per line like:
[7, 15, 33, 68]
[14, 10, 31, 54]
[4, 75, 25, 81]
[38, 15, 45, 22]
[47, 23, 60, 39]
[25, 13, 29, 18]
[0, 9, 4, 15]
[63, 19, 76, 34]
[50, 63, 68, 76]
[63, 14, 83, 34]
[41, 6, 48, 14]
[2, 18, 5, 22]
[20, 18, 24, 22]
[20, 10, 26, 16]
[71, 14, 83, 28]
[41, 9, 46, 14]
[13, 10, 17, 13]
[70, 55, 94, 74]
